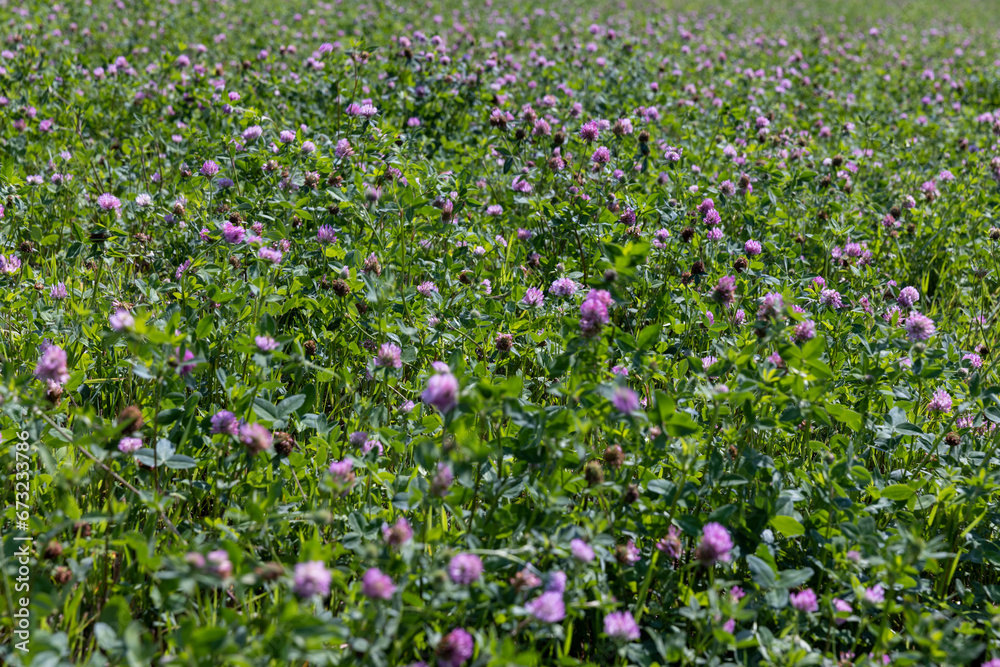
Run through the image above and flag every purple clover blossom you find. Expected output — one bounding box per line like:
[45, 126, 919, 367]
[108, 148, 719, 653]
[792, 320, 816, 343]
[255, 336, 279, 352]
[239, 423, 272, 455]
[362, 439, 384, 456]
[353, 104, 378, 118]
[375, 343, 403, 369]
[789, 588, 819, 612]
[109, 309, 134, 331]
[549, 277, 578, 297]
[175, 259, 192, 280]
[580, 289, 612, 336]
[927, 389, 952, 413]
[200, 160, 220, 177]
[242, 125, 263, 142]
[317, 225, 338, 243]
[293, 561, 331, 598]
[570, 538, 595, 562]
[512, 177, 533, 194]
[0, 254, 20, 275]
[591, 145, 611, 165]
[382, 517, 413, 546]
[422, 368, 459, 413]
[579, 120, 600, 142]
[222, 221, 245, 244]
[833, 598, 853, 625]
[431, 462, 454, 496]
[258, 247, 283, 264]
[361, 568, 397, 600]
[611, 386, 640, 414]
[963, 353, 983, 369]
[206, 550, 233, 578]
[327, 458, 355, 487]
[546, 570, 567, 593]
[97, 193, 121, 210]
[522, 287, 544, 307]
[744, 239, 762, 256]
[334, 138, 354, 158]
[35, 345, 69, 385]
[618, 540, 641, 565]
[118, 436, 143, 454]
[448, 553, 484, 585]
[174, 347, 195, 377]
[904, 312, 935, 341]
[436, 628, 474, 667]
[695, 522, 733, 565]
[526, 591, 566, 623]
[819, 289, 843, 309]
[864, 584, 886, 604]
[711, 276, 736, 305]
[656, 526, 683, 559]
[210, 410, 239, 436]
[603, 611, 641, 642]
[897, 286, 920, 308]
[757, 292, 784, 320]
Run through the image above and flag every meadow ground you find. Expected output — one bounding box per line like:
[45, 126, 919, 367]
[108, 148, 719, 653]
[3, 0, 1000, 665]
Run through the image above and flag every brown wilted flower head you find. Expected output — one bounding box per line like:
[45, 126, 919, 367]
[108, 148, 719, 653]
[46, 384, 63, 405]
[603, 444, 625, 469]
[43, 540, 63, 560]
[117, 405, 144, 434]
[255, 561, 284, 581]
[495, 333, 513, 352]
[509, 568, 542, 592]
[584, 460, 604, 486]
[273, 431, 295, 456]
[363, 253, 381, 276]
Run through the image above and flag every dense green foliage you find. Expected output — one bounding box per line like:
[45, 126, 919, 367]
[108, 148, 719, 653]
[3, 1, 1000, 666]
